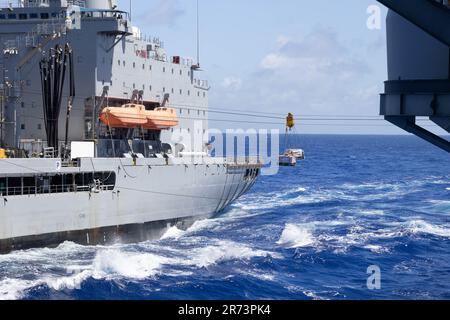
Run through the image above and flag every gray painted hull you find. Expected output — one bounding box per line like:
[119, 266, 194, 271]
[0, 157, 260, 253]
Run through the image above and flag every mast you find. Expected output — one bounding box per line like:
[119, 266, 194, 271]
[192, 0, 201, 70]
[196, 0, 200, 67]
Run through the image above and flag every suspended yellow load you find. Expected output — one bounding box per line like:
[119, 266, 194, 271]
[286, 113, 295, 131]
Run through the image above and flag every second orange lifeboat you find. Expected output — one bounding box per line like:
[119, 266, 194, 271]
[99, 104, 179, 130]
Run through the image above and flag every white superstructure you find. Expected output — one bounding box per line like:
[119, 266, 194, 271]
[0, 0, 262, 253]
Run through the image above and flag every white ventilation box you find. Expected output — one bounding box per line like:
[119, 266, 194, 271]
[71, 141, 95, 159]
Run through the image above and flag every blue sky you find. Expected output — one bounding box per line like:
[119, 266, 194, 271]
[117, 1, 441, 134]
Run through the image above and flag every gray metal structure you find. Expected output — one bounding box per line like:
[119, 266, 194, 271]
[0, 0, 262, 253]
[377, 0, 450, 152]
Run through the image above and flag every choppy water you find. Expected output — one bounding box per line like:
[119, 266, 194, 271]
[1, 135, 450, 300]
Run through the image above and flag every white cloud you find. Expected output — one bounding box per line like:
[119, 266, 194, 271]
[221, 76, 243, 91]
[260, 53, 289, 70]
[260, 28, 369, 82]
[210, 27, 383, 126]
[276, 35, 292, 47]
[136, 0, 185, 27]
[254, 28, 376, 114]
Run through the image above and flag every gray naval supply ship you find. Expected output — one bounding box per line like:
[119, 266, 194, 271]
[0, 0, 262, 253]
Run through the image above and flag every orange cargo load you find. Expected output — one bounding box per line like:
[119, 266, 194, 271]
[99, 104, 179, 130]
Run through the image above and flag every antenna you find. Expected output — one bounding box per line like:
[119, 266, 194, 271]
[129, 0, 132, 22]
[196, 0, 200, 67]
[192, 0, 201, 70]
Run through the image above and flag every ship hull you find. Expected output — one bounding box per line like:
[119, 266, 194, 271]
[0, 157, 260, 254]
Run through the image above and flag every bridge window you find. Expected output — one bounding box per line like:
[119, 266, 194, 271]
[0, 178, 5, 195]
[8, 14, 17, 19]
[19, 14, 27, 20]
[6, 177, 21, 196]
[29, 13, 38, 19]
[40, 13, 49, 19]
[0, 14, 6, 20]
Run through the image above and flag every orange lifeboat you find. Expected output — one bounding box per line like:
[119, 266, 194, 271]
[99, 104, 179, 130]
[145, 107, 179, 130]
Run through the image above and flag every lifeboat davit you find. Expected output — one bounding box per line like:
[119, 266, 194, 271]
[99, 104, 179, 130]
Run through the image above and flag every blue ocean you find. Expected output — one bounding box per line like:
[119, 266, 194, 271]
[1, 135, 450, 300]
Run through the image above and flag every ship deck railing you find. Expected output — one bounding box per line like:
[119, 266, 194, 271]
[78, 9, 130, 20]
[62, 159, 80, 168]
[225, 156, 263, 167]
[0, 184, 115, 197]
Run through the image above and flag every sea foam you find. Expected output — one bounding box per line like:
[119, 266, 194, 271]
[277, 224, 315, 248]
[408, 220, 450, 238]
